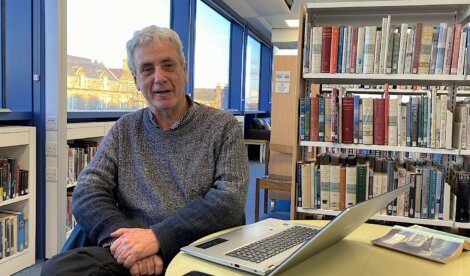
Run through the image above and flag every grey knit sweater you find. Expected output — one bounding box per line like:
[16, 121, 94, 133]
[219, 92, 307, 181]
[71, 99, 249, 264]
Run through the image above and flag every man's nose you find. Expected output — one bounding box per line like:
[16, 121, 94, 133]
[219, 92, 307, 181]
[153, 67, 167, 84]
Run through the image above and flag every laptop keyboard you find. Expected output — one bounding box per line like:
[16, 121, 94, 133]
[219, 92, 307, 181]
[225, 225, 319, 263]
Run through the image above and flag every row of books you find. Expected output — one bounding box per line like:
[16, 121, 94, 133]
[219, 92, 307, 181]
[0, 210, 28, 259]
[0, 157, 29, 202]
[66, 194, 77, 233]
[295, 153, 453, 221]
[302, 13, 470, 76]
[299, 86, 470, 150]
[67, 140, 99, 186]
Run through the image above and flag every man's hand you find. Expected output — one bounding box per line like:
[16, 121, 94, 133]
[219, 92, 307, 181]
[129, 254, 163, 276]
[110, 228, 160, 268]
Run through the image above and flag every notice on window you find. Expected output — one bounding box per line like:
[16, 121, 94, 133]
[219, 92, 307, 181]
[274, 82, 290, 94]
[275, 71, 290, 82]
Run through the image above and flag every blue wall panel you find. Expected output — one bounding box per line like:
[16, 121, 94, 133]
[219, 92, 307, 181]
[229, 23, 244, 113]
[259, 44, 272, 113]
[5, 0, 32, 112]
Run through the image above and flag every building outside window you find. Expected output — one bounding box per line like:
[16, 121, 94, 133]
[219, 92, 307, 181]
[193, 0, 231, 110]
[245, 36, 261, 111]
[67, 0, 170, 112]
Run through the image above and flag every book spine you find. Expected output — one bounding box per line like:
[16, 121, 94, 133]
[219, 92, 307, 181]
[330, 26, 339, 73]
[418, 26, 434, 74]
[435, 23, 448, 75]
[412, 23, 423, 74]
[342, 97, 354, 143]
[397, 168, 406, 216]
[339, 165, 346, 210]
[311, 27, 323, 73]
[320, 164, 331, 209]
[408, 173, 416, 218]
[346, 165, 357, 208]
[353, 95, 360, 143]
[356, 163, 368, 203]
[443, 26, 454, 75]
[450, 24, 462, 75]
[429, 28, 439, 74]
[421, 167, 430, 219]
[310, 97, 319, 141]
[356, 26, 365, 74]
[330, 164, 340, 211]
[373, 99, 386, 145]
[301, 162, 312, 208]
[428, 168, 437, 219]
[388, 98, 398, 146]
[414, 168, 422, 218]
[342, 26, 349, 73]
[404, 27, 415, 74]
[457, 29, 467, 75]
[321, 26, 333, 73]
[397, 23, 408, 74]
[391, 29, 400, 74]
[337, 25, 344, 73]
[362, 98, 374, 144]
[319, 97, 325, 141]
[350, 27, 358, 73]
[363, 26, 377, 74]
[374, 30, 382, 74]
[324, 96, 332, 141]
[296, 161, 302, 207]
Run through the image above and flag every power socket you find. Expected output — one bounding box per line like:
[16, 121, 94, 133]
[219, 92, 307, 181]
[46, 167, 58, 182]
[45, 142, 57, 156]
[46, 117, 58, 131]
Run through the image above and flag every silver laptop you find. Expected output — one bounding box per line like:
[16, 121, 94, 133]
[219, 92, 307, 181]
[181, 183, 411, 275]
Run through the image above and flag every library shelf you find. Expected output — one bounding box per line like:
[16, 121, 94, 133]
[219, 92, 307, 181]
[299, 141, 464, 155]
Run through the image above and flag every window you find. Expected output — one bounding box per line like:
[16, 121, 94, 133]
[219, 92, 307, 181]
[193, 0, 231, 110]
[245, 36, 261, 111]
[66, 0, 170, 112]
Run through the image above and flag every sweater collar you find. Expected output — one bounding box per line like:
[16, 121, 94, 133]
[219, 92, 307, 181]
[147, 94, 197, 130]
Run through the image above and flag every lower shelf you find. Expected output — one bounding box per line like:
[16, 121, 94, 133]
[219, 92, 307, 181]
[0, 249, 35, 275]
[297, 207, 459, 228]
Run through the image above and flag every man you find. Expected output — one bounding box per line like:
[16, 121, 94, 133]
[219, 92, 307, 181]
[42, 25, 249, 275]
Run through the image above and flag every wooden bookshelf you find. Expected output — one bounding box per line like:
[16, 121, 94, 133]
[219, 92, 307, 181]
[0, 126, 36, 275]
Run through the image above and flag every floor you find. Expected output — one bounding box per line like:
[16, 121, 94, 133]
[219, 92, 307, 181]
[13, 160, 290, 275]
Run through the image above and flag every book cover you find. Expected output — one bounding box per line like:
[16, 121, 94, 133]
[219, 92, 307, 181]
[356, 26, 365, 74]
[372, 225, 469, 264]
[450, 24, 462, 75]
[363, 26, 377, 74]
[310, 97, 319, 141]
[412, 23, 423, 74]
[435, 23, 448, 75]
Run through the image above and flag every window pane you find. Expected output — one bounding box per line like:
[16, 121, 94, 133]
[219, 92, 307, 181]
[245, 36, 261, 111]
[67, 0, 170, 112]
[194, 0, 230, 110]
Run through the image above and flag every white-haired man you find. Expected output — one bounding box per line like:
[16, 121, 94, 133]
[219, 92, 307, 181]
[42, 25, 248, 276]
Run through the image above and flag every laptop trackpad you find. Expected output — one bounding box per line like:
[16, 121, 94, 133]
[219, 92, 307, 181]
[239, 224, 279, 237]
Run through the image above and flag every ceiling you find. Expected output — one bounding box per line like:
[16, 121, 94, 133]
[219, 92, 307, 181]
[220, 0, 309, 49]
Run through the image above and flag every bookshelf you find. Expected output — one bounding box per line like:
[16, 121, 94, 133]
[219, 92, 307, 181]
[292, 1, 470, 228]
[0, 126, 36, 275]
[45, 122, 115, 257]
[65, 122, 114, 237]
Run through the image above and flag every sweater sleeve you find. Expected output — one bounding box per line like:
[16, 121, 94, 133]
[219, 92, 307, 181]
[150, 120, 249, 264]
[71, 123, 142, 245]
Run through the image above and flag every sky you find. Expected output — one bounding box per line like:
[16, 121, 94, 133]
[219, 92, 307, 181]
[67, 0, 234, 89]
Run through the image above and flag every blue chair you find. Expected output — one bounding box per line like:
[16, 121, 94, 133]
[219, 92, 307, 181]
[60, 224, 92, 253]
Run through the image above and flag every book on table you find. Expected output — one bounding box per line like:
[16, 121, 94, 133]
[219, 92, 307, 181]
[371, 224, 470, 264]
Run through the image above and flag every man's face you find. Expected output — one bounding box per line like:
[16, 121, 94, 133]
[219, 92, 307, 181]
[133, 39, 187, 114]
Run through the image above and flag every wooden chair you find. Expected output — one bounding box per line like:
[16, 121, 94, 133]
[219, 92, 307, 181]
[255, 141, 292, 222]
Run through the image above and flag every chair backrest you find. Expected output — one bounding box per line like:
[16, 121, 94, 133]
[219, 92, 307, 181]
[265, 141, 293, 177]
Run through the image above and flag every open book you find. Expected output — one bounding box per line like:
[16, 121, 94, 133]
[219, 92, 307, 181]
[371, 225, 470, 264]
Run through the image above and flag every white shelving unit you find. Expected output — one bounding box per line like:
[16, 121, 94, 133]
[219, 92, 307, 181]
[0, 126, 36, 275]
[300, 141, 465, 155]
[64, 122, 115, 241]
[292, 1, 470, 229]
[297, 207, 455, 228]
